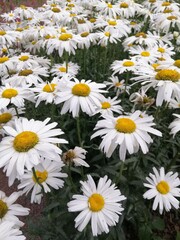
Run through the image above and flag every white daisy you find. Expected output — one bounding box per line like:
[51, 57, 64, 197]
[0, 191, 29, 227]
[0, 117, 68, 185]
[56, 78, 106, 117]
[111, 58, 138, 75]
[0, 221, 25, 240]
[0, 84, 34, 109]
[169, 113, 180, 137]
[93, 96, 123, 116]
[18, 157, 67, 204]
[50, 62, 80, 77]
[62, 146, 89, 167]
[0, 56, 15, 77]
[105, 76, 130, 96]
[0, 29, 20, 46]
[169, 94, 180, 109]
[91, 110, 162, 161]
[143, 167, 180, 214]
[67, 175, 126, 236]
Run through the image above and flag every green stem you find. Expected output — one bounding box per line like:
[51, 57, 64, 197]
[32, 167, 45, 193]
[65, 51, 69, 73]
[76, 117, 82, 147]
[14, 106, 19, 118]
[116, 161, 124, 184]
[68, 164, 76, 191]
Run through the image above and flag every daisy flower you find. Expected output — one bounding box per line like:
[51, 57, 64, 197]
[91, 110, 162, 161]
[18, 158, 67, 204]
[13, 53, 40, 70]
[97, 30, 121, 47]
[56, 78, 106, 117]
[93, 96, 123, 116]
[143, 167, 180, 214]
[50, 62, 80, 77]
[0, 117, 68, 185]
[169, 113, 180, 137]
[96, 1, 121, 19]
[154, 14, 180, 33]
[62, 146, 89, 167]
[0, 29, 20, 46]
[0, 56, 15, 77]
[0, 191, 29, 226]
[32, 77, 64, 107]
[67, 175, 126, 236]
[0, 221, 25, 240]
[14, 5, 35, 20]
[111, 58, 138, 75]
[0, 107, 24, 129]
[4, 66, 49, 87]
[105, 76, 130, 96]
[117, 0, 142, 18]
[76, 32, 97, 49]
[132, 66, 180, 106]
[169, 94, 180, 109]
[0, 84, 34, 109]
[129, 89, 155, 108]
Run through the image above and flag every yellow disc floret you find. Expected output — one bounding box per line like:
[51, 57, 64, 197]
[167, 16, 177, 20]
[18, 69, 33, 76]
[59, 67, 66, 72]
[13, 131, 39, 152]
[33, 170, 48, 183]
[19, 55, 29, 61]
[0, 56, 9, 64]
[107, 3, 112, 8]
[43, 83, 57, 93]
[141, 51, 150, 57]
[0, 113, 12, 124]
[108, 20, 117, 26]
[88, 193, 105, 212]
[72, 83, 91, 96]
[174, 60, 180, 68]
[2, 89, 18, 99]
[155, 69, 180, 82]
[135, 32, 147, 38]
[115, 118, 136, 133]
[51, 7, 61, 12]
[123, 61, 135, 67]
[101, 102, 111, 109]
[158, 47, 165, 53]
[59, 33, 73, 41]
[162, 2, 171, 6]
[80, 32, 89, 37]
[0, 200, 8, 219]
[156, 180, 170, 194]
[0, 30, 6, 36]
[120, 2, 129, 8]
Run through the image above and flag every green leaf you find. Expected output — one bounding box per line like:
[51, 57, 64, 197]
[176, 232, 180, 240]
[152, 217, 165, 231]
[139, 225, 152, 240]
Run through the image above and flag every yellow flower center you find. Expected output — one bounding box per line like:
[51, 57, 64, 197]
[152, 63, 160, 71]
[16, 27, 24, 32]
[70, 13, 76, 17]
[163, 8, 173, 13]
[2, 89, 18, 99]
[155, 69, 180, 82]
[13, 131, 39, 152]
[120, 2, 129, 8]
[0, 56, 9, 64]
[0, 30, 6, 36]
[80, 32, 89, 37]
[167, 16, 177, 20]
[0, 113, 12, 124]
[108, 20, 117, 26]
[174, 60, 180, 68]
[149, 0, 156, 2]
[130, 21, 136, 25]
[123, 61, 135, 67]
[115, 82, 122, 87]
[59, 67, 66, 72]
[156, 181, 170, 194]
[104, 31, 110, 37]
[78, 19, 86, 24]
[33, 170, 48, 183]
[20, 5, 27, 9]
[107, 3, 112, 8]
[51, 3, 57, 7]
[43, 83, 57, 93]
[51, 7, 61, 12]
[115, 118, 136, 133]
[158, 57, 166, 61]
[2, 48, 7, 53]
[72, 83, 90, 97]
[88, 193, 105, 212]
[101, 101, 111, 109]
[59, 33, 73, 41]
[162, 2, 171, 6]
[135, 32, 147, 38]
[18, 69, 33, 76]
[89, 18, 96, 23]
[158, 47, 165, 53]
[19, 55, 29, 61]
[0, 200, 8, 219]
[141, 51, 150, 57]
